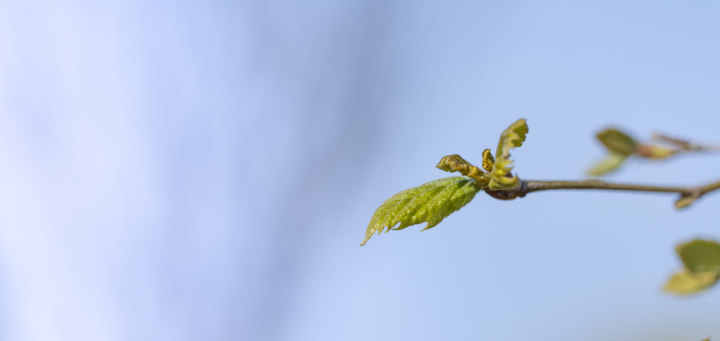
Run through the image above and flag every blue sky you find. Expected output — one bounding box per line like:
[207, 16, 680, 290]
[0, 1, 719, 340]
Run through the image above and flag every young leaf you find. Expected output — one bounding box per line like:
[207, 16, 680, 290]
[489, 119, 528, 190]
[361, 177, 482, 246]
[596, 128, 637, 156]
[495, 118, 529, 160]
[587, 153, 627, 176]
[436, 154, 489, 186]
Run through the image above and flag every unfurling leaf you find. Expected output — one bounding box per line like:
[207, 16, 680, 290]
[664, 239, 720, 295]
[596, 128, 637, 155]
[489, 119, 528, 190]
[481, 149, 495, 172]
[361, 177, 482, 246]
[436, 154, 489, 186]
[495, 119, 529, 160]
[587, 153, 627, 176]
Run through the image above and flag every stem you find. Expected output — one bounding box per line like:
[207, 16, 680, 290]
[697, 179, 720, 195]
[524, 180, 689, 194]
[653, 133, 720, 153]
[522, 178, 720, 200]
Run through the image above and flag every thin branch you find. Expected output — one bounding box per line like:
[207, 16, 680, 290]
[514, 178, 720, 208]
[652, 133, 720, 153]
[524, 180, 691, 194]
[437, 152, 720, 206]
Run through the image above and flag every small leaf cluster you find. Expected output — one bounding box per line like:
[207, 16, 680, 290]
[588, 128, 675, 176]
[664, 239, 720, 295]
[362, 119, 529, 245]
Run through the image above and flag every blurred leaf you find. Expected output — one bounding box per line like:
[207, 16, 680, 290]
[597, 128, 637, 156]
[587, 153, 627, 176]
[677, 239, 720, 273]
[664, 239, 720, 295]
[489, 119, 528, 190]
[664, 270, 719, 295]
[361, 177, 481, 246]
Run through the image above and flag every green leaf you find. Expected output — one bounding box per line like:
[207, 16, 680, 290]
[361, 177, 481, 246]
[489, 119, 528, 190]
[596, 128, 637, 156]
[677, 239, 720, 273]
[664, 270, 719, 295]
[587, 153, 627, 176]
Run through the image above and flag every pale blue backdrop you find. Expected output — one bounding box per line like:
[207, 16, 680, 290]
[0, 1, 719, 340]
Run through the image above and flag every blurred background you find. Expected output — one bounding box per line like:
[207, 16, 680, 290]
[1, 1, 719, 340]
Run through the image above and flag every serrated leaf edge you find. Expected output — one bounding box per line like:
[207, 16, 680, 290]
[362, 177, 480, 246]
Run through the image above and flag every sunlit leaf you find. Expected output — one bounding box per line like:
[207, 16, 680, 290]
[587, 153, 627, 176]
[677, 239, 720, 273]
[361, 177, 482, 246]
[664, 270, 719, 295]
[489, 119, 528, 190]
[597, 128, 637, 156]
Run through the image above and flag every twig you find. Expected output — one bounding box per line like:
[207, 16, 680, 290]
[524, 180, 691, 194]
[510, 178, 720, 208]
[652, 133, 720, 153]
